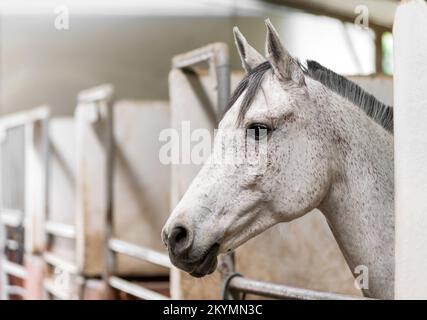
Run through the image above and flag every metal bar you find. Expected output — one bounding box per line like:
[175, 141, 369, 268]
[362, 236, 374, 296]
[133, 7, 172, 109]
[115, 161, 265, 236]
[26, 107, 50, 255]
[101, 86, 117, 299]
[374, 28, 384, 74]
[0, 220, 7, 300]
[43, 252, 78, 275]
[4, 285, 26, 298]
[45, 220, 76, 239]
[0, 106, 50, 130]
[78, 84, 114, 104]
[2, 259, 27, 279]
[172, 42, 230, 118]
[43, 279, 71, 300]
[0, 112, 28, 130]
[108, 276, 169, 300]
[5, 239, 20, 251]
[228, 277, 372, 300]
[216, 62, 231, 117]
[172, 43, 229, 70]
[172, 43, 233, 294]
[0, 209, 24, 227]
[109, 238, 172, 269]
[42, 113, 50, 253]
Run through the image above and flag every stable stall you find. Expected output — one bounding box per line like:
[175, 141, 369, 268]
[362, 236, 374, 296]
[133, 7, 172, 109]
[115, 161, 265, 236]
[42, 85, 172, 299]
[0, 107, 49, 300]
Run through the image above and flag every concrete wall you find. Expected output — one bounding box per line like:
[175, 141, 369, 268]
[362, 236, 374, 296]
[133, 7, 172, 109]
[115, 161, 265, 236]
[0, 7, 375, 116]
[0, 15, 266, 115]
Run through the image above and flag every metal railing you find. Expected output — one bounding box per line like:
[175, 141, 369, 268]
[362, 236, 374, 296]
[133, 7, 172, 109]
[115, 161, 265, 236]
[171, 42, 230, 118]
[0, 107, 50, 300]
[225, 275, 370, 300]
[42, 85, 114, 300]
[106, 236, 172, 300]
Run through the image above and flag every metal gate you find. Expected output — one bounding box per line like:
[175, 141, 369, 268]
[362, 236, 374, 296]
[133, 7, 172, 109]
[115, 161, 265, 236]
[43, 85, 113, 300]
[0, 107, 49, 300]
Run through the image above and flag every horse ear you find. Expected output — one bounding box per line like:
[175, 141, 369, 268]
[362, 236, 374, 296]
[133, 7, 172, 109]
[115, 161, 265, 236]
[264, 19, 305, 86]
[233, 27, 265, 73]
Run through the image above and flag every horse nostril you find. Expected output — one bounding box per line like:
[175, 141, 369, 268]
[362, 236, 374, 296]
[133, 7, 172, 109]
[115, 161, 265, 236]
[168, 225, 192, 257]
[175, 227, 187, 243]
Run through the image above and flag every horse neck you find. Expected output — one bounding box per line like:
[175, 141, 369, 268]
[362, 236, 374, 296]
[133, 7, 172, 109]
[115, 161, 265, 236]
[315, 88, 394, 299]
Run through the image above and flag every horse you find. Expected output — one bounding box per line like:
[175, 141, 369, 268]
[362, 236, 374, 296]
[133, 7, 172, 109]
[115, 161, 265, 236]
[162, 20, 394, 300]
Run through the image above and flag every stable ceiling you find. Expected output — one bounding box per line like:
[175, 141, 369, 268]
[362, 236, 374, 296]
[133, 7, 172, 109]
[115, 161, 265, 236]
[264, 0, 400, 31]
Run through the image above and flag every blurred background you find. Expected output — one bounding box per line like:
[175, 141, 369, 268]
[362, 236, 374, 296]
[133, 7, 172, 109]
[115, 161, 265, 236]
[0, 0, 395, 116]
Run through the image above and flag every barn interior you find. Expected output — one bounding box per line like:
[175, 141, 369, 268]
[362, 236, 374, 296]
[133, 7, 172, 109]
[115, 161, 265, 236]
[0, 0, 424, 301]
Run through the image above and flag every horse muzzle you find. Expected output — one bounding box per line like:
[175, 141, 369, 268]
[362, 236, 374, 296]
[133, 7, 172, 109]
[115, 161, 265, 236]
[163, 224, 220, 277]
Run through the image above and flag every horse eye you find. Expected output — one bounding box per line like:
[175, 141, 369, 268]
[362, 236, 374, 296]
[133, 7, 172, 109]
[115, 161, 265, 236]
[246, 123, 271, 141]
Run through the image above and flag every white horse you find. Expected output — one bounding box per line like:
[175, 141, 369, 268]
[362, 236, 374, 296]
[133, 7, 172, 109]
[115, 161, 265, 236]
[162, 20, 394, 299]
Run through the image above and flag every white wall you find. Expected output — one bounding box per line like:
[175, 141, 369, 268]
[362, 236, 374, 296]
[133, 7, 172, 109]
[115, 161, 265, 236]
[394, 0, 427, 300]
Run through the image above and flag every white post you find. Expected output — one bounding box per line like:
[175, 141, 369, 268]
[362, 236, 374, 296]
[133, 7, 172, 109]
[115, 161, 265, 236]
[75, 85, 113, 276]
[394, 0, 427, 299]
[25, 107, 50, 254]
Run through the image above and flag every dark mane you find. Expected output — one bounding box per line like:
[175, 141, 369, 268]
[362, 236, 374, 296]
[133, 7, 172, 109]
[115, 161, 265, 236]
[225, 60, 393, 133]
[305, 60, 393, 133]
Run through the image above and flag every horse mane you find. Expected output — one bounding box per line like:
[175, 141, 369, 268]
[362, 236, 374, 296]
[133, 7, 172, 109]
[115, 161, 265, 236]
[304, 60, 393, 133]
[225, 60, 393, 133]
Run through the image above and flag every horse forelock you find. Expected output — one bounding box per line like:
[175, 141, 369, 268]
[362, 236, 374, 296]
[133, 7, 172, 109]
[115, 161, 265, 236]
[223, 61, 271, 125]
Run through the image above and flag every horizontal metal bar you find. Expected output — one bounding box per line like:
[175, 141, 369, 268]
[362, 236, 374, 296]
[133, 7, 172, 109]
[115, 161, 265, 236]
[2, 259, 27, 279]
[0, 106, 50, 130]
[228, 277, 371, 300]
[43, 252, 78, 274]
[108, 276, 169, 300]
[44, 279, 71, 300]
[5, 285, 26, 298]
[0, 209, 24, 227]
[109, 238, 172, 269]
[172, 42, 229, 69]
[45, 220, 76, 239]
[5, 239, 20, 251]
[77, 84, 114, 103]
[0, 112, 28, 130]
